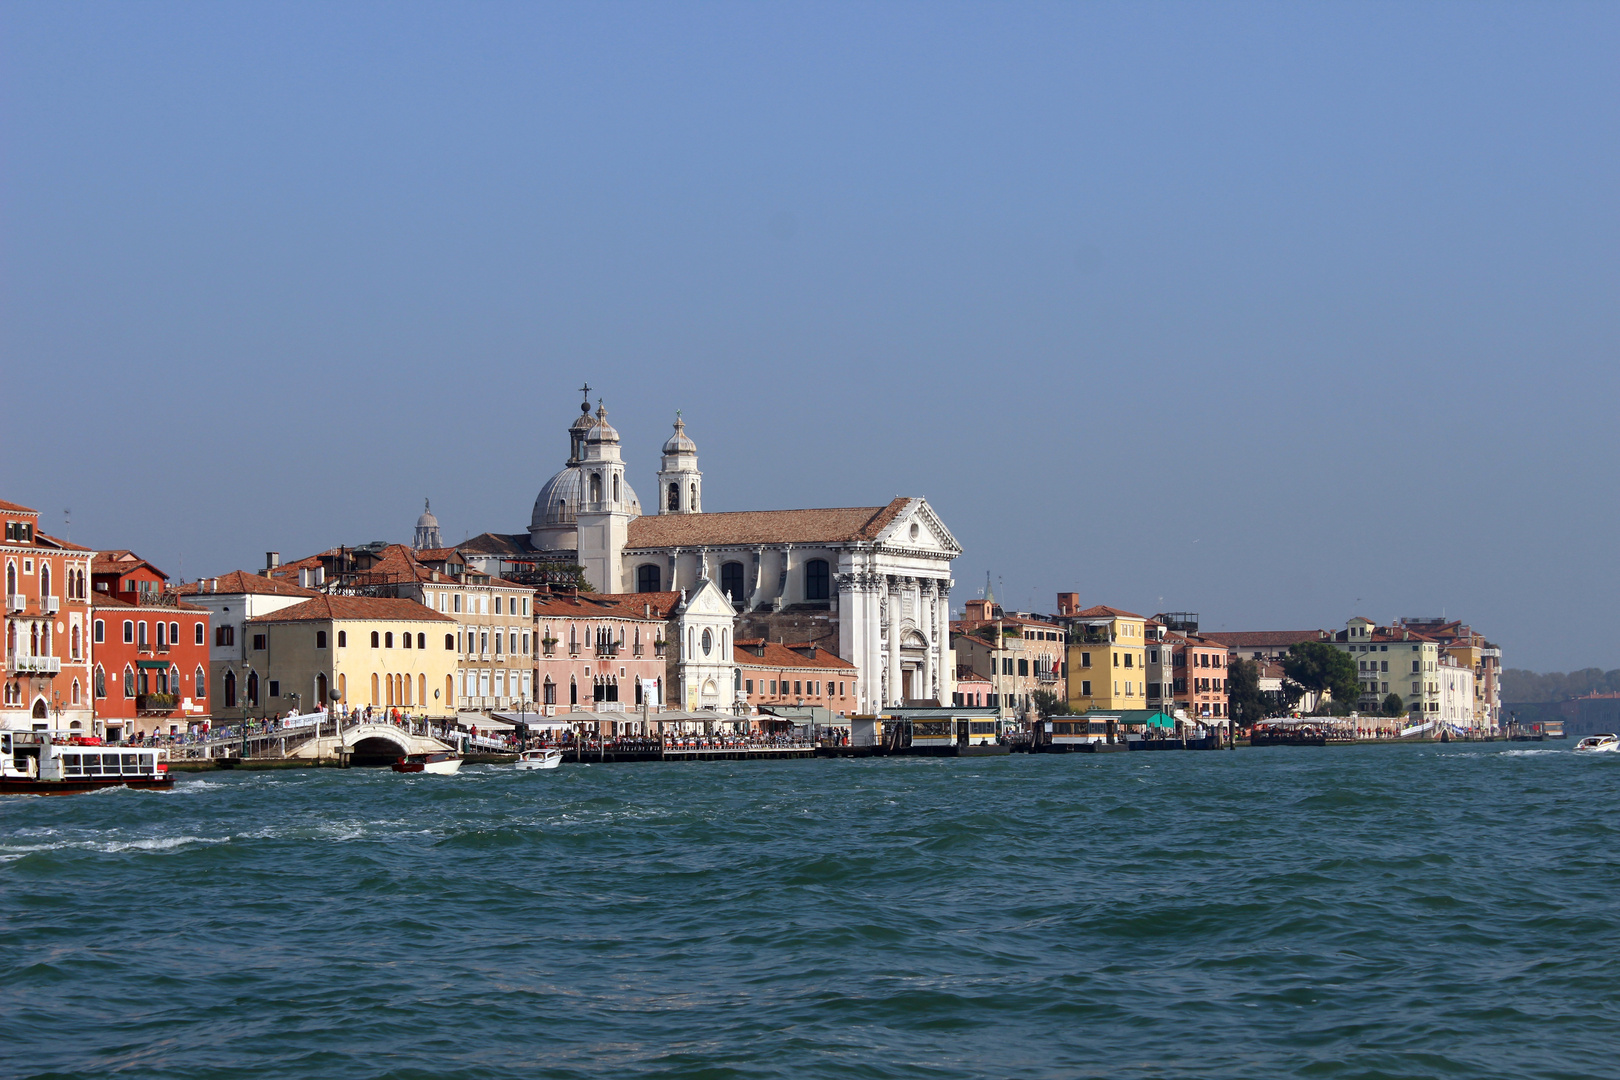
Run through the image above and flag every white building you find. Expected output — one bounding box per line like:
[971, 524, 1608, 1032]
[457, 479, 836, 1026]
[467, 394, 961, 713]
[1437, 657, 1477, 735]
[177, 568, 320, 720]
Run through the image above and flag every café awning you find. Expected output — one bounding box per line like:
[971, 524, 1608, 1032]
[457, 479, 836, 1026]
[137, 660, 173, 669]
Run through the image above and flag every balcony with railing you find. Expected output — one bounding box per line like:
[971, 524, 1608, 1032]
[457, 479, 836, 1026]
[7, 652, 61, 674]
[6, 594, 25, 612]
[137, 693, 179, 714]
[42, 595, 60, 613]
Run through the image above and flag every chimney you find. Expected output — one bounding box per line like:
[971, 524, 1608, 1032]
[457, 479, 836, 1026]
[209, 577, 217, 593]
[314, 566, 325, 586]
[265, 551, 280, 576]
[298, 568, 311, 588]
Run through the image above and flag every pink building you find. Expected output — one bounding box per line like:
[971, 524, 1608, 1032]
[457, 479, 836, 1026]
[532, 589, 676, 713]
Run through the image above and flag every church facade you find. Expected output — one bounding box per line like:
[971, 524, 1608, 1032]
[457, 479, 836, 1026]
[470, 395, 961, 714]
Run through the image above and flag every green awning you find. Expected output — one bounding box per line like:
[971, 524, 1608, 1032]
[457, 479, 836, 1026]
[137, 660, 173, 669]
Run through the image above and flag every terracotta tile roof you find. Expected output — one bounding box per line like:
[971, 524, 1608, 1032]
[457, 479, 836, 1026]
[0, 498, 38, 514]
[458, 532, 537, 556]
[533, 591, 683, 621]
[246, 594, 454, 623]
[625, 499, 911, 549]
[954, 666, 992, 684]
[733, 639, 857, 671]
[414, 547, 459, 561]
[1067, 604, 1146, 620]
[1200, 630, 1327, 649]
[92, 593, 209, 613]
[32, 532, 92, 552]
[176, 570, 321, 599]
[92, 550, 169, 579]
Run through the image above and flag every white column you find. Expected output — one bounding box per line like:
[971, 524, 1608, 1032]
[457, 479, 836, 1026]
[886, 575, 901, 706]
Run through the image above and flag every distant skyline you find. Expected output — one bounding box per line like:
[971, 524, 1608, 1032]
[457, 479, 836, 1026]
[3, 2, 1616, 671]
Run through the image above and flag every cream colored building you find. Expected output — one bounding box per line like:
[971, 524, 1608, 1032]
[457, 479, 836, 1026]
[1330, 617, 1442, 720]
[1064, 606, 1149, 713]
[243, 595, 457, 718]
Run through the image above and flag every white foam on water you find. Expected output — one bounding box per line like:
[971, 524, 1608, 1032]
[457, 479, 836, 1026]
[0, 834, 229, 862]
[1499, 749, 1564, 757]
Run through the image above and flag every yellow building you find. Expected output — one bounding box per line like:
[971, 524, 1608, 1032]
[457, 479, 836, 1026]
[1064, 605, 1149, 713]
[243, 595, 458, 719]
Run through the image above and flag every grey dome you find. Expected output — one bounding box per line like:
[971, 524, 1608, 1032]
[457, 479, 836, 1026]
[416, 500, 439, 529]
[531, 467, 582, 531]
[528, 465, 640, 549]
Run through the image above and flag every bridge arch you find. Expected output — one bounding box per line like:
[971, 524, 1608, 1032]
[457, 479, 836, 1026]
[346, 724, 414, 767]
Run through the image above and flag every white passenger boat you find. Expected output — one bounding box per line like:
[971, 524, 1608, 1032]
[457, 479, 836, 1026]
[391, 751, 463, 775]
[1573, 733, 1619, 753]
[514, 748, 563, 771]
[1, 730, 173, 795]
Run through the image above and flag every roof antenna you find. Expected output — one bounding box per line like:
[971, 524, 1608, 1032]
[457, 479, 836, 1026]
[63, 508, 71, 542]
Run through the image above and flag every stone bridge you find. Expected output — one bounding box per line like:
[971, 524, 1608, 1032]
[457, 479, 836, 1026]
[287, 723, 455, 766]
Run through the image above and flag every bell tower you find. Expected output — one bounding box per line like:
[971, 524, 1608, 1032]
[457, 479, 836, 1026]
[657, 411, 702, 515]
[576, 402, 633, 592]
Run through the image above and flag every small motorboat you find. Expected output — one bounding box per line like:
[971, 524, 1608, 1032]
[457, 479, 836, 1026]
[515, 748, 563, 771]
[391, 751, 463, 775]
[1573, 734, 1619, 753]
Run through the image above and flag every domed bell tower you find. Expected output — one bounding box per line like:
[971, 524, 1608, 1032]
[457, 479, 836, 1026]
[576, 402, 633, 592]
[657, 411, 702, 515]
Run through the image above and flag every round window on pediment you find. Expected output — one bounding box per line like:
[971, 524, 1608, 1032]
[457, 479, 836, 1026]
[909, 523, 920, 541]
[701, 629, 712, 656]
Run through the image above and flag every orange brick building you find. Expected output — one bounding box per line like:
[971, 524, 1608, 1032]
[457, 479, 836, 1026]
[3, 499, 95, 734]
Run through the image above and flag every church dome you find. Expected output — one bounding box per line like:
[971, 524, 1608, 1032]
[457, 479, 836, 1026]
[662, 413, 696, 455]
[416, 502, 439, 530]
[528, 465, 640, 549]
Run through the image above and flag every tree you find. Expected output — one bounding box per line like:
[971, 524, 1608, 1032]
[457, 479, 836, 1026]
[1031, 690, 1068, 719]
[1226, 658, 1269, 726]
[1283, 641, 1361, 716]
[1382, 692, 1406, 716]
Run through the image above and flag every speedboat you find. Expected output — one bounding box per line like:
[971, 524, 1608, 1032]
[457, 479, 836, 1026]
[391, 751, 463, 775]
[515, 748, 563, 770]
[1574, 734, 1619, 753]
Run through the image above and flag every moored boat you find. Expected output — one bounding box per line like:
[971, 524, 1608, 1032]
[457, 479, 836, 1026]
[1573, 733, 1619, 754]
[514, 748, 563, 771]
[391, 751, 463, 775]
[0, 730, 173, 795]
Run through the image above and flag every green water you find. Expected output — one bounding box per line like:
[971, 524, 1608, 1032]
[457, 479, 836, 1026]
[1, 743, 1615, 1078]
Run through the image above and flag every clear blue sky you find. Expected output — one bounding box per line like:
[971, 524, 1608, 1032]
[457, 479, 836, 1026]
[3, 3, 1615, 671]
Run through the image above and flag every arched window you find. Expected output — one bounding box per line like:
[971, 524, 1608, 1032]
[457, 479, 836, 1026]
[590, 473, 602, 503]
[402, 632, 412, 650]
[701, 628, 712, 656]
[418, 673, 426, 706]
[667, 483, 680, 511]
[543, 677, 556, 704]
[71, 678, 81, 705]
[338, 631, 347, 647]
[169, 621, 179, 644]
[5, 561, 14, 596]
[569, 677, 578, 706]
[613, 474, 620, 502]
[71, 624, 81, 659]
[690, 483, 697, 509]
[316, 630, 328, 649]
[805, 559, 831, 601]
[246, 671, 259, 706]
[385, 632, 394, 648]
[637, 564, 660, 593]
[156, 621, 167, 648]
[338, 673, 347, 703]
[417, 633, 425, 649]
[195, 621, 205, 645]
[720, 562, 744, 606]
[371, 631, 380, 648]
[40, 563, 50, 601]
[224, 670, 236, 707]
[94, 666, 106, 698]
[195, 665, 206, 699]
[123, 665, 135, 697]
[445, 633, 454, 650]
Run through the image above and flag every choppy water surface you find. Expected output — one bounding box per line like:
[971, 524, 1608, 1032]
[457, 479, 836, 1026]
[2, 744, 1617, 1079]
